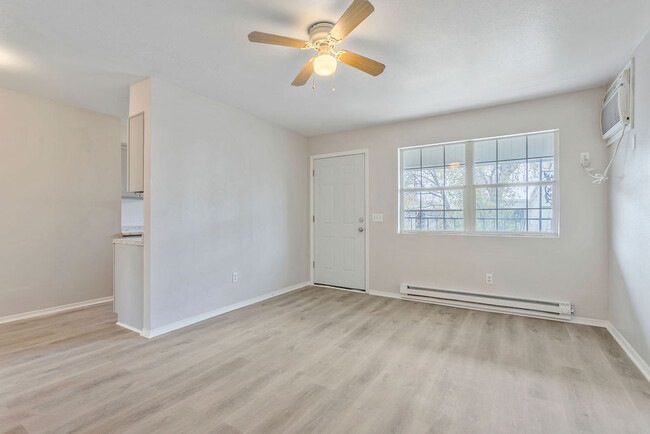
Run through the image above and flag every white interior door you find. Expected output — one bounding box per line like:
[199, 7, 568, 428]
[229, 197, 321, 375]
[314, 153, 366, 290]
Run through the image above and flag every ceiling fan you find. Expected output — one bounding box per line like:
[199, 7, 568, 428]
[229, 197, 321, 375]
[248, 0, 385, 86]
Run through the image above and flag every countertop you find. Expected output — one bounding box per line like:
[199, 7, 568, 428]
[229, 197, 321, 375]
[112, 235, 143, 246]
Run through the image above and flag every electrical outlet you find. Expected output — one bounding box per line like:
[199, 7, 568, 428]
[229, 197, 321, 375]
[372, 213, 384, 222]
[232, 272, 239, 283]
[485, 273, 493, 285]
[580, 153, 590, 167]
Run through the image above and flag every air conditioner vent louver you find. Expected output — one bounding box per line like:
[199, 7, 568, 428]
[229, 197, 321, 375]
[601, 91, 622, 137]
[601, 63, 632, 144]
[400, 284, 573, 320]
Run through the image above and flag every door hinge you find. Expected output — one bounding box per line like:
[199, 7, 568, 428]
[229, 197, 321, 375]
[313, 261, 315, 268]
[313, 215, 315, 223]
[312, 169, 315, 176]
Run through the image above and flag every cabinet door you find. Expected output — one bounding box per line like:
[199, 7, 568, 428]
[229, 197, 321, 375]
[114, 244, 144, 331]
[127, 112, 144, 193]
[122, 146, 140, 198]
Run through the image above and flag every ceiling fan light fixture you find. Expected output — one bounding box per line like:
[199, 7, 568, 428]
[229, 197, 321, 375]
[313, 54, 337, 76]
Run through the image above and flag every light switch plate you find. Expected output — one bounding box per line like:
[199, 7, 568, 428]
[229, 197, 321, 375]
[372, 213, 384, 222]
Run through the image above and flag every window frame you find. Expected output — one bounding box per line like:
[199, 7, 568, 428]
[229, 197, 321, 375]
[398, 130, 560, 238]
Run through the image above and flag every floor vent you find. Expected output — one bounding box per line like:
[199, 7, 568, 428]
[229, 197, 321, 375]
[400, 284, 574, 320]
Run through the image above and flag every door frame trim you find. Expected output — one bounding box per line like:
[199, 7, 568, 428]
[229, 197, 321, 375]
[310, 149, 370, 292]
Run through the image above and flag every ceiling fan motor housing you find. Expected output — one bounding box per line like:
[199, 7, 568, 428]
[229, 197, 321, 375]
[309, 22, 335, 48]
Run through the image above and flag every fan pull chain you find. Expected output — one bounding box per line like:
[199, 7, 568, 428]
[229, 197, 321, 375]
[312, 74, 316, 90]
[332, 71, 335, 93]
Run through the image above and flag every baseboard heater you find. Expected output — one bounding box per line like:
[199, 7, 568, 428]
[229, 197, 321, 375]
[400, 284, 574, 320]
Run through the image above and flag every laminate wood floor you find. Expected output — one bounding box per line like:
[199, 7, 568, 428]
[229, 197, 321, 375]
[1, 286, 649, 434]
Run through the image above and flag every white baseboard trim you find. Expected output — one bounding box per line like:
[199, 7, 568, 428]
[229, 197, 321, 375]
[367, 289, 402, 299]
[368, 289, 610, 325]
[365, 288, 648, 383]
[606, 322, 650, 383]
[0, 296, 113, 325]
[368, 289, 575, 322]
[141, 281, 310, 339]
[116, 321, 142, 334]
[571, 316, 609, 328]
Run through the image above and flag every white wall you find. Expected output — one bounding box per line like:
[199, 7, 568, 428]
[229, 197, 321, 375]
[0, 87, 120, 317]
[129, 78, 152, 331]
[609, 30, 650, 366]
[309, 88, 610, 319]
[146, 79, 309, 332]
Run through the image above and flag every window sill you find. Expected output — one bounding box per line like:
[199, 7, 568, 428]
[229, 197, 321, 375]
[398, 230, 559, 239]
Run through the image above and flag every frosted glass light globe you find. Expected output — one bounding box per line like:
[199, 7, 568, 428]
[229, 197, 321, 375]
[313, 54, 337, 76]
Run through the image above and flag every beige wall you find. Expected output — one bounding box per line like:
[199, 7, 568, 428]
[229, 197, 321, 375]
[146, 79, 310, 333]
[309, 88, 610, 320]
[0, 87, 121, 317]
[609, 30, 650, 366]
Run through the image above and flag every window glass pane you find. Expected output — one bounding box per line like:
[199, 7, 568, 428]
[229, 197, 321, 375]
[542, 185, 553, 208]
[498, 136, 526, 160]
[498, 186, 527, 209]
[404, 191, 465, 232]
[445, 165, 465, 187]
[527, 157, 554, 181]
[475, 187, 496, 209]
[474, 162, 497, 185]
[527, 186, 541, 208]
[527, 160, 540, 181]
[527, 219, 541, 232]
[422, 167, 444, 188]
[474, 140, 496, 163]
[445, 144, 466, 165]
[498, 160, 527, 184]
[422, 146, 444, 167]
[402, 148, 421, 169]
[542, 160, 554, 181]
[498, 209, 527, 231]
[403, 168, 421, 189]
[444, 190, 463, 210]
[476, 210, 496, 231]
[403, 192, 420, 211]
[528, 133, 554, 158]
[403, 211, 419, 231]
[445, 211, 463, 231]
[421, 192, 444, 210]
[421, 211, 444, 231]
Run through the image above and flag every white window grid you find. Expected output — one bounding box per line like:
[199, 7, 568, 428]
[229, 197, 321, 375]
[398, 130, 560, 237]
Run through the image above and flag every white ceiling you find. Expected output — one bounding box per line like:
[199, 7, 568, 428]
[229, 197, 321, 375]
[0, 0, 649, 136]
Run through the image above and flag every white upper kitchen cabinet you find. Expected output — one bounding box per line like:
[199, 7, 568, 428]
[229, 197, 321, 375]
[127, 112, 144, 193]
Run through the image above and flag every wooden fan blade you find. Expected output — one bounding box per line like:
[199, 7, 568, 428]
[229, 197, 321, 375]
[248, 31, 309, 48]
[329, 0, 374, 42]
[292, 57, 316, 86]
[338, 51, 385, 76]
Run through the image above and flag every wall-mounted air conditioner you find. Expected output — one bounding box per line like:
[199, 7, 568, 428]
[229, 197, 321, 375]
[601, 61, 633, 144]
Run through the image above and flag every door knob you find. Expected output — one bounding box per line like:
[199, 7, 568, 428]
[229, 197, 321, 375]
[358, 227, 364, 232]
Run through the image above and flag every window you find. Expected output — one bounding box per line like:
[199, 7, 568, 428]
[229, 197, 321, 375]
[401, 143, 466, 231]
[399, 131, 558, 236]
